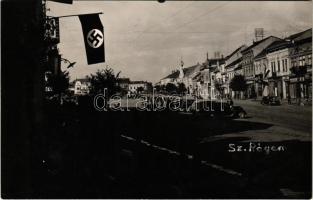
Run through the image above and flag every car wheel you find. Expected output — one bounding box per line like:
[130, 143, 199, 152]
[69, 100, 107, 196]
[238, 112, 246, 119]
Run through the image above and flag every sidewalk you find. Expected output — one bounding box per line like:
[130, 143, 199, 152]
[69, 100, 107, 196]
[233, 98, 312, 111]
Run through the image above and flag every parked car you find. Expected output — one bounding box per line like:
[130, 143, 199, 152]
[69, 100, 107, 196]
[188, 100, 247, 119]
[230, 105, 247, 118]
[261, 96, 281, 106]
[189, 100, 230, 117]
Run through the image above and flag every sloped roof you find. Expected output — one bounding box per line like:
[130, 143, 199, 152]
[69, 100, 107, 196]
[226, 45, 247, 60]
[225, 57, 242, 68]
[162, 64, 203, 80]
[254, 48, 268, 60]
[266, 40, 292, 53]
[287, 28, 312, 42]
[253, 30, 311, 59]
[234, 65, 242, 70]
[184, 64, 202, 77]
[162, 70, 180, 79]
[118, 78, 130, 83]
[241, 36, 281, 53]
[75, 78, 89, 83]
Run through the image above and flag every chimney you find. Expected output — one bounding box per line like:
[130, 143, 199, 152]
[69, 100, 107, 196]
[214, 51, 221, 59]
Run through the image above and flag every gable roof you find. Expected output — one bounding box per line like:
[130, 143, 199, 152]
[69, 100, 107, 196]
[184, 64, 202, 77]
[225, 45, 247, 68]
[161, 63, 203, 80]
[241, 36, 281, 54]
[254, 29, 312, 59]
[226, 45, 247, 60]
[225, 57, 242, 68]
[254, 48, 268, 60]
[162, 70, 180, 80]
[265, 40, 292, 54]
[118, 78, 130, 83]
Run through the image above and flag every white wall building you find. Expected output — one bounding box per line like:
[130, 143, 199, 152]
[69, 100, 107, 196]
[74, 79, 90, 95]
[128, 81, 148, 93]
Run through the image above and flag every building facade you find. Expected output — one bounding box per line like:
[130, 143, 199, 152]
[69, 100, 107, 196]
[224, 45, 247, 98]
[74, 78, 91, 95]
[241, 36, 282, 98]
[128, 81, 152, 93]
[266, 40, 292, 99]
[288, 29, 312, 100]
[118, 78, 130, 91]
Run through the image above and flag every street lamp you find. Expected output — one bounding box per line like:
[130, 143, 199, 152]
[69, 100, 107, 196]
[61, 58, 76, 69]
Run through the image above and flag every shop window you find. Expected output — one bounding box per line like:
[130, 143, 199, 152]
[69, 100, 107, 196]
[308, 54, 312, 65]
[299, 56, 305, 66]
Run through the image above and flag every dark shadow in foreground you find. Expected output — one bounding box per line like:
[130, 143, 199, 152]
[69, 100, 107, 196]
[27, 102, 312, 198]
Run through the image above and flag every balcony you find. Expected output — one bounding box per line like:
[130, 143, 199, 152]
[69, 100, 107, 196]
[290, 65, 308, 76]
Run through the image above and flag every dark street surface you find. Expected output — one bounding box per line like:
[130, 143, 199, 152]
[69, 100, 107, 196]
[33, 98, 312, 198]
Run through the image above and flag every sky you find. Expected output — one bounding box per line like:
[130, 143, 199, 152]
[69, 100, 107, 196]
[47, 1, 312, 83]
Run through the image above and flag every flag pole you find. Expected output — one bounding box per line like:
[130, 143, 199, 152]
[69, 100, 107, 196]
[47, 12, 103, 19]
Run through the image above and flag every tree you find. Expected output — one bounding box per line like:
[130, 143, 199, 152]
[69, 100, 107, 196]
[146, 82, 153, 93]
[229, 75, 247, 99]
[177, 82, 187, 95]
[165, 83, 178, 94]
[46, 70, 70, 96]
[229, 75, 247, 91]
[87, 67, 121, 97]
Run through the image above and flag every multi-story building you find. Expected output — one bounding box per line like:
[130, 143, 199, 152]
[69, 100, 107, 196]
[253, 49, 270, 98]
[74, 78, 91, 95]
[224, 45, 247, 98]
[159, 56, 228, 99]
[197, 56, 225, 99]
[288, 28, 312, 100]
[266, 40, 293, 99]
[241, 36, 282, 98]
[159, 63, 203, 95]
[128, 81, 152, 94]
[160, 70, 180, 86]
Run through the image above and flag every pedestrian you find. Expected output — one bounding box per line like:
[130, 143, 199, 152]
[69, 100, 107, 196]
[287, 94, 291, 105]
[229, 98, 234, 106]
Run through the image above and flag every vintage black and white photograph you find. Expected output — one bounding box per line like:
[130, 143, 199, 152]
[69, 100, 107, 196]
[1, 0, 312, 198]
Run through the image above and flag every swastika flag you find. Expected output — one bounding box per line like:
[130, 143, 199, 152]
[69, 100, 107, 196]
[79, 14, 105, 65]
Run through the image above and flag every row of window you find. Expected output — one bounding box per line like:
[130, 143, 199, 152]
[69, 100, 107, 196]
[291, 54, 312, 67]
[244, 65, 253, 75]
[271, 58, 288, 73]
[129, 86, 145, 90]
[255, 63, 264, 73]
